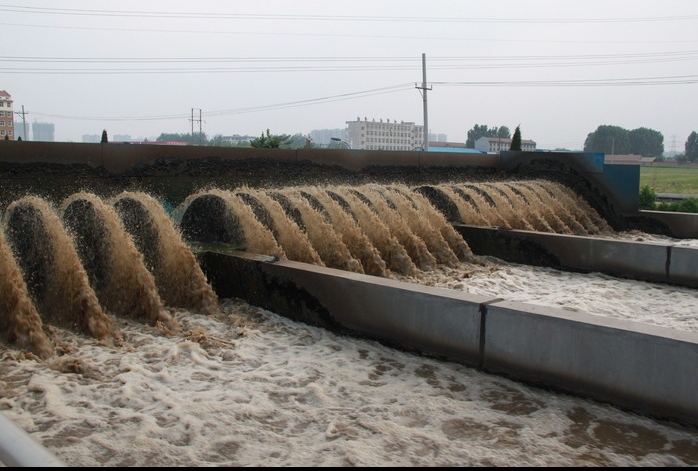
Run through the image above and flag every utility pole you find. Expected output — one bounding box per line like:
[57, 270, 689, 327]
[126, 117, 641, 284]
[190, 108, 202, 145]
[415, 53, 432, 151]
[14, 105, 28, 141]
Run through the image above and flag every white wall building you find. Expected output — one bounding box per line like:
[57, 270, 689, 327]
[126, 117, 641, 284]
[346, 117, 424, 151]
[475, 136, 537, 153]
[310, 128, 347, 147]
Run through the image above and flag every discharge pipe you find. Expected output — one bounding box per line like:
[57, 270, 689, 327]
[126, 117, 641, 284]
[0, 412, 65, 467]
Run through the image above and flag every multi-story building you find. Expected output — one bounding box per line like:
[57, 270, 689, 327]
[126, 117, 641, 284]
[475, 136, 537, 153]
[32, 122, 55, 142]
[0, 90, 14, 140]
[310, 128, 347, 147]
[346, 117, 424, 151]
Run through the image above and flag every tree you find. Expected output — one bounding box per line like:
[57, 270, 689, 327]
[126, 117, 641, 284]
[584, 125, 665, 156]
[465, 124, 511, 148]
[629, 127, 664, 157]
[686, 131, 698, 162]
[156, 132, 208, 145]
[583, 125, 630, 154]
[250, 129, 291, 149]
[208, 134, 233, 147]
[638, 185, 657, 210]
[286, 133, 314, 149]
[4, 135, 8, 141]
[17, 136, 22, 141]
[510, 126, 522, 151]
[101, 130, 108, 144]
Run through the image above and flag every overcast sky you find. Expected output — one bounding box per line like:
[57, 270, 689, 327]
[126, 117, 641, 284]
[3, 0, 697, 150]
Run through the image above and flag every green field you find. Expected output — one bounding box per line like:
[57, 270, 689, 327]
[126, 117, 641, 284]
[640, 166, 698, 194]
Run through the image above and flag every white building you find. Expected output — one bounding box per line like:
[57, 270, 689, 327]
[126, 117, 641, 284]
[310, 128, 347, 147]
[475, 136, 537, 153]
[346, 117, 424, 151]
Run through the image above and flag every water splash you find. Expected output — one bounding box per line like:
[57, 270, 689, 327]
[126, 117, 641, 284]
[0, 180, 616, 357]
[0, 226, 54, 358]
[3, 196, 112, 341]
[61, 193, 176, 331]
[112, 192, 220, 316]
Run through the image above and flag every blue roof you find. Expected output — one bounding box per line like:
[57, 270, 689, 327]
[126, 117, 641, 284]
[428, 147, 484, 154]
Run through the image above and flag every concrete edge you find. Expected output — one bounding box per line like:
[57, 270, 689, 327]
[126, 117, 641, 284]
[454, 225, 698, 288]
[196, 250, 698, 428]
[484, 301, 698, 427]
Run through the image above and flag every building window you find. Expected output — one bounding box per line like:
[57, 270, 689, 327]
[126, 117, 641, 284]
[0, 121, 4, 126]
[0, 130, 5, 136]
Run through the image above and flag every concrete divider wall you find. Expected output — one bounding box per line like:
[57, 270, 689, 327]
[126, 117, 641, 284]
[484, 301, 698, 426]
[455, 225, 698, 288]
[196, 249, 698, 427]
[197, 251, 490, 365]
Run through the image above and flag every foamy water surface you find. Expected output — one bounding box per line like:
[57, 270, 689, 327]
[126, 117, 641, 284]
[1, 260, 697, 467]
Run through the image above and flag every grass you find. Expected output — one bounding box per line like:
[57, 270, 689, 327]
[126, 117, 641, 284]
[640, 166, 698, 194]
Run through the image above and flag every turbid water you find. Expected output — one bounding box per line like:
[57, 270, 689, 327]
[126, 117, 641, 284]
[0, 180, 696, 466]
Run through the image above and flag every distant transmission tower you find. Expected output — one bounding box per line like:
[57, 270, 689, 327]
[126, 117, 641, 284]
[190, 108, 203, 145]
[668, 134, 679, 154]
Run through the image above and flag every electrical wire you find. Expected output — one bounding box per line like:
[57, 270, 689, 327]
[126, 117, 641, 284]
[1, 4, 697, 23]
[2, 21, 697, 45]
[30, 83, 416, 122]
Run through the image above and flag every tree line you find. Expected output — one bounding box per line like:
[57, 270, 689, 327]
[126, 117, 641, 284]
[464, 123, 698, 161]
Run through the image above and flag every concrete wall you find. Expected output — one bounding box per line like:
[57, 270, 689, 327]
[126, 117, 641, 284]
[0, 140, 499, 174]
[455, 225, 698, 287]
[484, 301, 698, 426]
[197, 251, 491, 365]
[196, 249, 698, 428]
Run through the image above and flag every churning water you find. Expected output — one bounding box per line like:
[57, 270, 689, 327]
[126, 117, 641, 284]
[0, 180, 696, 466]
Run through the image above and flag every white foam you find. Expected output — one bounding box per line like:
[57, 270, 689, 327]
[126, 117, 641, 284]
[1, 293, 696, 467]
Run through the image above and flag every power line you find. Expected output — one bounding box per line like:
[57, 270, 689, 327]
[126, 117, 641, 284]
[432, 75, 698, 86]
[1, 4, 697, 23]
[1, 51, 697, 75]
[3, 21, 698, 46]
[29, 83, 416, 122]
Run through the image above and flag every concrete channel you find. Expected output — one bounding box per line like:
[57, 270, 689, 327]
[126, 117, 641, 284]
[196, 249, 698, 429]
[455, 225, 698, 288]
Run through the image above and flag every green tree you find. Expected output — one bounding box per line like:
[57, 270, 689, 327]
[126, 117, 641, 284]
[207, 134, 233, 147]
[629, 127, 664, 157]
[510, 126, 522, 151]
[286, 133, 314, 149]
[584, 125, 630, 154]
[156, 132, 208, 145]
[465, 124, 511, 148]
[638, 185, 657, 210]
[686, 131, 698, 162]
[4, 135, 8, 141]
[101, 129, 108, 144]
[250, 129, 292, 149]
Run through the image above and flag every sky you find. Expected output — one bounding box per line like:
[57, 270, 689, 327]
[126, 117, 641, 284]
[2, 0, 697, 150]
